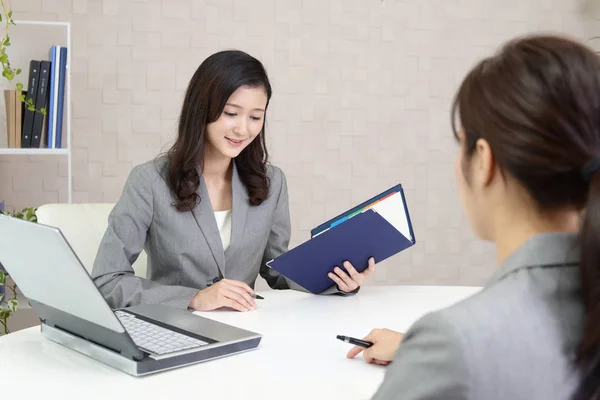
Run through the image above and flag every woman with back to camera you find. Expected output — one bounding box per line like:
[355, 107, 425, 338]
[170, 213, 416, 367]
[342, 34, 600, 399]
[91, 50, 375, 312]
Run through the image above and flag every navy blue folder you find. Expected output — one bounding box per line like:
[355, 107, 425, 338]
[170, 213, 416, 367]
[267, 185, 416, 294]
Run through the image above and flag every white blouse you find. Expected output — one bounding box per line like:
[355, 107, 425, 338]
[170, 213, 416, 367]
[214, 210, 232, 251]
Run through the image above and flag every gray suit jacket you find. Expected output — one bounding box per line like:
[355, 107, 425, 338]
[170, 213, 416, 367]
[372, 232, 584, 400]
[92, 157, 340, 310]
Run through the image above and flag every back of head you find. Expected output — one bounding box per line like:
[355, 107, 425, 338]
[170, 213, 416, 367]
[452, 34, 600, 399]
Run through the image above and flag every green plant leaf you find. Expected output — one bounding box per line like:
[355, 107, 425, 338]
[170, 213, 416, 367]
[5, 207, 39, 222]
[25, 207, 37, 221]
[15, 68, 20, 75]
[0, 293, 4, 303]
[0, 272, 5, 286]
[0, 309, 9, 319]
[8, 11, 12, 18]
[17, 94, 24, 101]
[7, 299, 18, 313]
[15, 82, 22, 90]
[4, 37, 10, 46]
[27, 105, 35, 111]
[41, 107, 47, 116]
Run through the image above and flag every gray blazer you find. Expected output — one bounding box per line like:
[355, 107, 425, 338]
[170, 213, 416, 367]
[92, 157, 339, 310]
[372, 232, 584, 400]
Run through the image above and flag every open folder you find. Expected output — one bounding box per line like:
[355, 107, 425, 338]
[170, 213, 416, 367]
[266, 184, 416, 294]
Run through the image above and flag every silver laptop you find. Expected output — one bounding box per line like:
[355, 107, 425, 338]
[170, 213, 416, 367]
[0, 214, 262, 376]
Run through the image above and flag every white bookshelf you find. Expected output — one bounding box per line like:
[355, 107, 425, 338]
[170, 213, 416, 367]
[0, 20, 72, 202]
[0, 148, 68, 155]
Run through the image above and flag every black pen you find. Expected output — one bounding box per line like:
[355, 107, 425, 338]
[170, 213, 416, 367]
[336, 335, 374, 348]
[208, 278, 264, 299]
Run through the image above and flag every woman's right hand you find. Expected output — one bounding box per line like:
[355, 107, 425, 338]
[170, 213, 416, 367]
[346, 328, 404, 365]
[189, 279, 257, 312]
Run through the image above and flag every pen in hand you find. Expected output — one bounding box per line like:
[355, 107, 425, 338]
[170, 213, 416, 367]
[336, 335, 373, 348]
[208, 278, 264, 300]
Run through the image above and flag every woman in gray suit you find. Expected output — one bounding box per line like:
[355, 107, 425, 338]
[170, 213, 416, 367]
[344, 35, 600, 399]
[91, 50, 374, 313]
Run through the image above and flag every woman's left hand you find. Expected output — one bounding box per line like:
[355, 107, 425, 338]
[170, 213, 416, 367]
[328, 257, 376, 293]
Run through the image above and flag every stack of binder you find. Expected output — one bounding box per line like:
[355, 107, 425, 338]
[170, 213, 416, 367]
[267, 184, 416, 294]
[1, 45, 67, 149]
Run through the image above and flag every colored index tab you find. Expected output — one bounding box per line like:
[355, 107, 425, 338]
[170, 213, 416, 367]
[328, 191, 398, 230]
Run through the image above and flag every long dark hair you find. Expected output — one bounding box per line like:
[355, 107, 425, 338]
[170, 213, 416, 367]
[451, 34, 600, 399]
[167, 50, 272, 211]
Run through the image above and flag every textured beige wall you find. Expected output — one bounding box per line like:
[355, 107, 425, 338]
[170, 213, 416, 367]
[1, 0, 598, 288]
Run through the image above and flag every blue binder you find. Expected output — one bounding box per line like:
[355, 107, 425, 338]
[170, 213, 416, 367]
[267, 184, 416, 294]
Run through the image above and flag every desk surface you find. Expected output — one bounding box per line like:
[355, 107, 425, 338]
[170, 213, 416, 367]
[0, 285, 480, 400]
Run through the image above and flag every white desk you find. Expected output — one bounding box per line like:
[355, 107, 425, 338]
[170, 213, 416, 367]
[0, 285, 480, 400]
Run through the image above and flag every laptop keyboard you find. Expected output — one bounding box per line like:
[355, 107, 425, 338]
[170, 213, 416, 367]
[115, 310, 208, 355]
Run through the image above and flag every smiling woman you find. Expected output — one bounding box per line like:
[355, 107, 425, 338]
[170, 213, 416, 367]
[90, 50, 376, 314]
[217, 89, 267, 153]
[167, 51, 272, 212]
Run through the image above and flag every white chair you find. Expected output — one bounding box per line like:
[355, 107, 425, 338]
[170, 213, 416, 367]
[35, 203, 148, 278]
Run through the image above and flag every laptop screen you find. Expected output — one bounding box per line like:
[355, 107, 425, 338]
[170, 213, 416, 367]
[0, 216, 125, 333]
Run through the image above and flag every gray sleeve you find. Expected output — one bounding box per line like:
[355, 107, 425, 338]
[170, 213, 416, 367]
[259, 168, 351, 296]
[371, 311, 469, 400]
[259, 167, 300, 290]
[91, 165, 199, 310]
